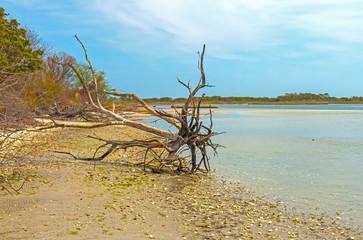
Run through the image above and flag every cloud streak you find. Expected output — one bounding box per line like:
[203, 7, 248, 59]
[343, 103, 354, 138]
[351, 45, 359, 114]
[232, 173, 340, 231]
[7, 0, 363, 59]
[90, 0, 363, 59]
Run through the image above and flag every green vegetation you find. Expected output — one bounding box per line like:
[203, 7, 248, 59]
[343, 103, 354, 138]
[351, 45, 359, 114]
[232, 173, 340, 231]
[0, 7, 43, 73]
[69, 62, 110, 101]
[0, 7, 112, 117]
[142, 93, 363, 105]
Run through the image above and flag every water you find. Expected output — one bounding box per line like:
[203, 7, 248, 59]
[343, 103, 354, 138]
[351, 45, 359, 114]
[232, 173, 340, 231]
[210, 104, 363, 227]
[149, 104, 363, 227]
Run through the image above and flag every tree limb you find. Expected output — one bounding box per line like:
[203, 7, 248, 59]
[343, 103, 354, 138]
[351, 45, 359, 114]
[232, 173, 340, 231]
[53, 37, 220, 173]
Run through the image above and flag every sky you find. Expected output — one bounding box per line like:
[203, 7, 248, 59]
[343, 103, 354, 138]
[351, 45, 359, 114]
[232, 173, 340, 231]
[2, 0, 363, 98]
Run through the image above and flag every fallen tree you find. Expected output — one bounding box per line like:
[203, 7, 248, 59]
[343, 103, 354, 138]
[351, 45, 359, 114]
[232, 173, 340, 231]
[49, 35, 220, 173]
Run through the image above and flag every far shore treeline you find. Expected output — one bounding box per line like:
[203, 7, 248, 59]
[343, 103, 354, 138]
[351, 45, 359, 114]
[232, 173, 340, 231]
[140, 93, 363, 105]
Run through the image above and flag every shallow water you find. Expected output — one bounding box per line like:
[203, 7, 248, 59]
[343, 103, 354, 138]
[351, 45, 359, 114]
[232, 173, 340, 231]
[210, 104, 363, 227]
[149, 104, 363, 227]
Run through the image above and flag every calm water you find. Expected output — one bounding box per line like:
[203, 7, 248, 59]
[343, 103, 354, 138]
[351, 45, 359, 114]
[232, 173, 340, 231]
[211, 104, 363, 227]
[150, 104, 363, 227]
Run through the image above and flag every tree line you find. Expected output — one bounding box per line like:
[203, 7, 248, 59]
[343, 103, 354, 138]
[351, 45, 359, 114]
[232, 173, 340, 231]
[0, 7, 111, 129]
[1, 7, 114, 183]
[143, 93, 363, 105]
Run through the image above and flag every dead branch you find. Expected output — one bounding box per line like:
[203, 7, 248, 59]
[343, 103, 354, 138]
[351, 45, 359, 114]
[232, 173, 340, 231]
[52, 38, 220, 173]
[53, 135, 168, 162]
[1, 178, 26, 195]
[106, 90, 181, 130]
[59, 37, 179, 141]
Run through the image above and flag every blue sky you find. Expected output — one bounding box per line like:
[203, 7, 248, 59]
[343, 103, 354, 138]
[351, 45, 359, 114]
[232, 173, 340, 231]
[2, 0, 363, 98]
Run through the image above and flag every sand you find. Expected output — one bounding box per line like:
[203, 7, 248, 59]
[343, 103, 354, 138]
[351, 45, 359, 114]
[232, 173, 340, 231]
[0, 126, 362, 239]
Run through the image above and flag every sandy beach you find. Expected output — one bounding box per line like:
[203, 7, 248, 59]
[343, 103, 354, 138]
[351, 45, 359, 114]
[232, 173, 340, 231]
[0, 126, 362, 239]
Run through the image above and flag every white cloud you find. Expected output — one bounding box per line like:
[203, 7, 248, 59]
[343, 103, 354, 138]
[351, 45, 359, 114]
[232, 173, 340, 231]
[91, 0, 363, 59]
[92, 0, 278, 57]
[103, 2, 363, 45]
[9, 0, 363, 59]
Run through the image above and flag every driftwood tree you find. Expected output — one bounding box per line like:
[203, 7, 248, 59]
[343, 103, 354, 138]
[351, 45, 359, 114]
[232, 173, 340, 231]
[52, 35, 219, 173]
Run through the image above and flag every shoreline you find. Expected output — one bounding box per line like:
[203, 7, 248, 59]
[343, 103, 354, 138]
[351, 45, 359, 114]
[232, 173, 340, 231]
[1, 126, 362, 239]
[144, 102, 363, 106]
[213, 174, 363, 229]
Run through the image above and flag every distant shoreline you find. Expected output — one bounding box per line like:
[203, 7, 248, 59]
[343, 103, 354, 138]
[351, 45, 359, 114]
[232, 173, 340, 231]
[141, 101, 363, 107]
[137, 93, 363, 106]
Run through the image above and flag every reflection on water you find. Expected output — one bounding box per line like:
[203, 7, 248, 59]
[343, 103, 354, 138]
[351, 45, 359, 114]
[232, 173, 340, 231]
[210, 105, 363, 227]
